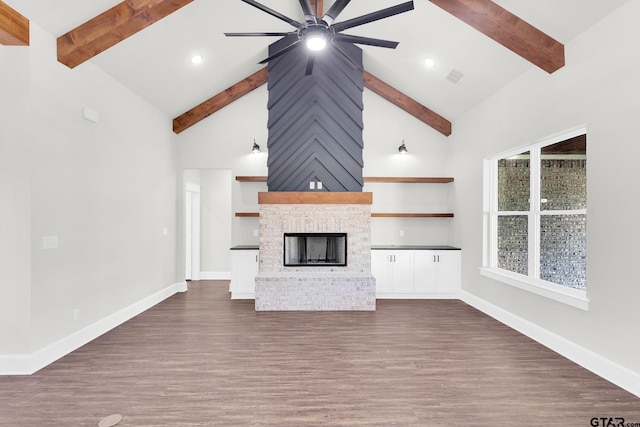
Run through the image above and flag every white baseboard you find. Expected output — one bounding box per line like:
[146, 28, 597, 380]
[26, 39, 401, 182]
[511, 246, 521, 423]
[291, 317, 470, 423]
[199, 271, 231, 280]
[0, 282, 187, 375]
[230, 292, 255, 299]
[460, 290, 640, 398]
[376, 292, 458, 299]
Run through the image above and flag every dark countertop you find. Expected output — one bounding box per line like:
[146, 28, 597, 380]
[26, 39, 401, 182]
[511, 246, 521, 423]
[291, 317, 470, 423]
[232, 245, 460, 250]
[230, 245, 259, 250]
[371, 245, 461, 250]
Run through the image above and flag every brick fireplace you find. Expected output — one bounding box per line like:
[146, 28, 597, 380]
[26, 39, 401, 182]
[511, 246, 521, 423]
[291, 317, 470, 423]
[255, 192, 376, 311]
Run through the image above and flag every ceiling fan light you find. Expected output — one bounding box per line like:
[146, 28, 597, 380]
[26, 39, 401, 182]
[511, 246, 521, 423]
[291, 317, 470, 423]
[306, 36, 327, 51]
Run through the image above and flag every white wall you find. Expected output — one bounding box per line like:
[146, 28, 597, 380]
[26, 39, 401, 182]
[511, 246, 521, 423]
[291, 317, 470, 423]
[199, 169, 232, 274]
[450, 0, 640, 375]
[0, 45, 32, 355]
[176, 86, 270, 279]
[362, 90, 453, 246]
[176, 80, 454, 276]
[1, 24, 179, 357]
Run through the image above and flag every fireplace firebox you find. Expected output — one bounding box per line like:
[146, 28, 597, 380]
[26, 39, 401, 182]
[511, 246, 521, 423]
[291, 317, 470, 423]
[283, 233, 347, 267]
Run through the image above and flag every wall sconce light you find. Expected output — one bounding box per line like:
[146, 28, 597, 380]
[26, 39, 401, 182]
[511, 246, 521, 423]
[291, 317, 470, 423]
[251, 139, 261, 154]
[398, 140, 408, 154]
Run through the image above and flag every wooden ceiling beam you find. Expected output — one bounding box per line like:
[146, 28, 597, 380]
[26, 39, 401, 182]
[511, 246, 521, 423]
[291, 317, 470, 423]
[428, 0, 564, 73]
[363, 71, 452, 136]
[57, 0, 193, 69]
[126, 0, 166, 10]
[173, 67, 269, 134]
[311, 0, 323, 16]
[173, 67, 452, 136]
[173, 67, 451, 136]
[0, 1, 29, 46]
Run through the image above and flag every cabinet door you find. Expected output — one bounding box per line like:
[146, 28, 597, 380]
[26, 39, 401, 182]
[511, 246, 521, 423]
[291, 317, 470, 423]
[371, 251, 392, 293]
[433, 250, 460, 292]
[231, 250, 259, 295]
[389, 251, 414, 293]
[413, 251, 438, 292]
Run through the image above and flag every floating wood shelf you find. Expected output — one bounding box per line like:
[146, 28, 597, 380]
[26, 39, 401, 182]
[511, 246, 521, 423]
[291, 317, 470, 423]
[236, 212, 453, 218]
[364, 177, 454, 183]
[235, 177, 455, 218]
[372, 213, 454, 218]
[235, 176, 454, 183]
[235, 176, 267, 182]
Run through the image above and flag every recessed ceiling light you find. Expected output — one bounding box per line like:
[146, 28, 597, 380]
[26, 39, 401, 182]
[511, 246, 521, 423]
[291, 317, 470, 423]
[190, 54, 203, 65]
[424, 58, 436, 68]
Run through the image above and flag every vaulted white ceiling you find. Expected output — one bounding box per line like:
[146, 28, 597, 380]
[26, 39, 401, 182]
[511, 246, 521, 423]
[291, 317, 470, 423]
[4, 0, 632, 127]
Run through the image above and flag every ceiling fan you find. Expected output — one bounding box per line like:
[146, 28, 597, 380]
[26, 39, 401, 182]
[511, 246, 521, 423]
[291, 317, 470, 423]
[225, 0, 415, 75]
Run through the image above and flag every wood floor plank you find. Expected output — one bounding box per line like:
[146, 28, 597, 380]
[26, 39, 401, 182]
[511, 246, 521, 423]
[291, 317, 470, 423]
[1, 281, 638, 426]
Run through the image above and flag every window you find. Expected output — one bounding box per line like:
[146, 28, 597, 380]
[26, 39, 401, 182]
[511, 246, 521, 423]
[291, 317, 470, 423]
[482, 128, 588, 310]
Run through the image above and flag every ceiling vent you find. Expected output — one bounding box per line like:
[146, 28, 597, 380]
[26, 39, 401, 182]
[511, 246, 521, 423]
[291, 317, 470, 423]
[446, 68, 464, 85]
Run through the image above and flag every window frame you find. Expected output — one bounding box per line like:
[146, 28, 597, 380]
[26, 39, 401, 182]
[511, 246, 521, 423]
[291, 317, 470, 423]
[480, 126, 589, 311]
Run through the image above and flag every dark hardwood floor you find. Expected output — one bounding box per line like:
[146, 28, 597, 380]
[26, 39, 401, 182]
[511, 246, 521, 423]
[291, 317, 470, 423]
[1, 281, 638, 426]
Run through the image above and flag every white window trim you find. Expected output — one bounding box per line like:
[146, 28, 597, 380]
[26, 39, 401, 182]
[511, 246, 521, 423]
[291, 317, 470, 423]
[483, 126, 589, 311]
[479, 267, 589, 310]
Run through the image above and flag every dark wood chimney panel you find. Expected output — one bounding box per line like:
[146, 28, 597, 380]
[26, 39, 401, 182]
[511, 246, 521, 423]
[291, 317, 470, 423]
[266, 38, 364, 192]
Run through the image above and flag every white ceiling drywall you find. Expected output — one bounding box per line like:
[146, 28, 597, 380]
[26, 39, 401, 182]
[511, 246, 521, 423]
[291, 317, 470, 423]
[4, 0, 632, 124]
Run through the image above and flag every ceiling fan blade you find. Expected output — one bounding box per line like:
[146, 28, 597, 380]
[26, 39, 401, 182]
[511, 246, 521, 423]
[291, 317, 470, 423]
[299, 0, 317, 23]
[334, 33, 399, 49]
[322, 0, 350, 25]
[224, 32, 292, 37]
[331, 41, 363, 71]
[240, 0, 302, 28]
[258, 39, 302, 64]
[305, 54, 315, 76]
[332, 1, 414, 33]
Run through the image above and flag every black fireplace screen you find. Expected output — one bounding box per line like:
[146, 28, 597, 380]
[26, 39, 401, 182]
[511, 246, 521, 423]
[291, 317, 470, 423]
[283, 233, 347, 267]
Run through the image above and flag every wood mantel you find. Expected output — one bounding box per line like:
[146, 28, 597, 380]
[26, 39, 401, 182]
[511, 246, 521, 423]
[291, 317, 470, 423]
[258, 192, 372, 205]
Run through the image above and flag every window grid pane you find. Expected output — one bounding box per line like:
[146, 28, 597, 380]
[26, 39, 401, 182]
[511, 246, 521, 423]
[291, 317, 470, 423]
[497, 215, 528, 275]
[497, 152, 530, 211]
[540, 159, 586, 211]
[540, 214, 587, 290]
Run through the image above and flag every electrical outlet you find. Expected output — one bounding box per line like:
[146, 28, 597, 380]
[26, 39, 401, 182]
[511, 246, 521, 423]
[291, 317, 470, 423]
[73, 308, 80, 321]
[162, 227, 168, 235]
[309, 181, 315, 189]
[317, 182, 323, 190]
[43, 236, 58, 250]
[253, 229, 259, 237]
[399, 230, 405, 237]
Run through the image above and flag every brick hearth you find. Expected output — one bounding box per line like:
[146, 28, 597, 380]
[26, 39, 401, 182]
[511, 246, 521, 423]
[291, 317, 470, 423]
[255, 192, 376, 311]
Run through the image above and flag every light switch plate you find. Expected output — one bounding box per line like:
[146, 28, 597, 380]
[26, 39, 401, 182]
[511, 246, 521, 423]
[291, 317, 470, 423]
[43, 236, 58, 250]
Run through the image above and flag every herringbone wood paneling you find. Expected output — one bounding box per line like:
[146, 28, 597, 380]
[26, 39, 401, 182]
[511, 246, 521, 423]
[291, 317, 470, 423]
[267, 38, 364, 192]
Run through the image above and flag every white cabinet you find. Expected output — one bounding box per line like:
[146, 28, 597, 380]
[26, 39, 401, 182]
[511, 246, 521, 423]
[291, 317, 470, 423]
[373, 248, 460, 298]
[372, 250, 414, 294]
[414, 250, 461, 295]
[229, 247, 459, 300]
[230, 249, 258, 299]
